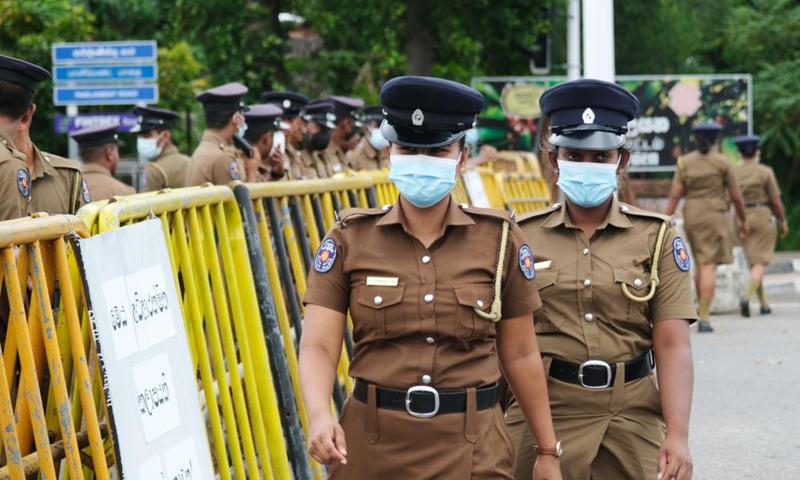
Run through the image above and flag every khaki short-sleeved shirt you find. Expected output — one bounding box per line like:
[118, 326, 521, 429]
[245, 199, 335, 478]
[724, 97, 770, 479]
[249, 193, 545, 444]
[304, 199, 542, 390]
[187, 131, 244, 186]
[734, 161, 780, 205]
[82, 164, 135, 201]
[346, 137, 388, 171]
[285, 143, 321, 180]
[0, 131, 31, 221]
[673, 150, 737, 210]
[29, 146, 87, 215]
[140, 145, 190, 192]
[518, 199, 697, 364]
[318, 144, 349, 177]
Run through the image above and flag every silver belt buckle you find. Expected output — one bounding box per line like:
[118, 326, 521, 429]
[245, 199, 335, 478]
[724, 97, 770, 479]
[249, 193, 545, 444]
[405, 385, 439, 418]
[578, 360, 612, 389]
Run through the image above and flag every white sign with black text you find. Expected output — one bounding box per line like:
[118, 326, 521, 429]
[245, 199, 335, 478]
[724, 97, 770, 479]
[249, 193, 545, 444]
[77, 219, 213, 479]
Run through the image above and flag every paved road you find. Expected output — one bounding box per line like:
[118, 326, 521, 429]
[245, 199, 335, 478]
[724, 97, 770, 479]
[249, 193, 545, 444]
[691, 258, 800, 479]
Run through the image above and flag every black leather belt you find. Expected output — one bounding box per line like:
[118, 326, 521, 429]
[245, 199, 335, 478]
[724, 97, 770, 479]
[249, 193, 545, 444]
[548, 351, 654, 389]
[745, 202, 770, 208]
[353, 380, 500, 418]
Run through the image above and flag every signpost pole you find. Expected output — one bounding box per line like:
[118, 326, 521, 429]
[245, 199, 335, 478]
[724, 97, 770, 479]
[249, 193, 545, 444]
[582, 0, 615, 81]
[67, 104, 79, 160]
[567, 0, 581, 80]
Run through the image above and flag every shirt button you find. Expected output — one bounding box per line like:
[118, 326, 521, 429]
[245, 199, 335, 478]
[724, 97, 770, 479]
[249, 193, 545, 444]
[422, 255, 431, 264]
[424, 293, 434, 303]
[374, 296, 383, 306]
[585, 313, 594, 322]
[583, 279, 591, 287]
[381, 204, 391, 211]
[634, 278, 643, 288]
[422, 375, 432, 384]
[582, 248, 590, 255]
[477, 299, 485, 308]
[426, 337, 435, 344]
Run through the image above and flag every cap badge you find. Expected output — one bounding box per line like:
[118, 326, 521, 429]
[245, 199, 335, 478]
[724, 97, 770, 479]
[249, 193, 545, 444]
[582, 108, 595, 124]
[283, 99, 291, 108]
[412, 108, 424, 126]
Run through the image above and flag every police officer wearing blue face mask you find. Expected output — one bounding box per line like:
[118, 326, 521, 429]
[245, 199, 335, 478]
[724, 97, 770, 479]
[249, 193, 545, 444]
[132, 106, 190, 192]
[299, 76, 562, 480]
[508, 79, 696, 480]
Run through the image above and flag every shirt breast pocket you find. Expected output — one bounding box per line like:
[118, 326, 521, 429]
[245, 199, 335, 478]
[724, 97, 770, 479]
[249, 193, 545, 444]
[453, 284, 496, 341]
[532, 270, 562, 333]
[612, 266, 652, 325]
[353, 284, 406, 339]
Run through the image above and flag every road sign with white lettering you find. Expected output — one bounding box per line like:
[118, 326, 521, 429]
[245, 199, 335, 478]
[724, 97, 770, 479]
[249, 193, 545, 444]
[54, 85, 158, 106]
[54, 64, 157, 83]
[53, 113, 139, 134]
[52, 41, 157, 64]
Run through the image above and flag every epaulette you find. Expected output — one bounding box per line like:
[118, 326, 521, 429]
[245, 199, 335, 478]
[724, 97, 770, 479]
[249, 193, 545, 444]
[619, 203, 675, 227]
[517, 202, 562, 225]
[337, 205, 392, 226]
[456, 203, 515, 223]
[42, 151, 81, 171]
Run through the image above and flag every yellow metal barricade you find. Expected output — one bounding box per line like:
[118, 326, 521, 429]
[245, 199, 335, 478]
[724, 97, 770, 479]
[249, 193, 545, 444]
[496, 171, 552, 214]
[0, 214, 109, 479]
[92, 185, 291, 480]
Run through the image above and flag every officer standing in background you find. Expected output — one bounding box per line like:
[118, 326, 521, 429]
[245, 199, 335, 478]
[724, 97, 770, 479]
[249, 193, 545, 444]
[72, 125, 135, 201]
[188, 82, 255, 186]
[0, 55, 44, 220]
[243, 103, 286, 181]
[263, 91, 311, 180]
[665, 122, 748, 332]
[132, 106, 190, 192]
[508, 79, 695, 480]
[299, 99, 336, 179]
[346, 106, 389, 170]
[732, 135, 789, 317]
[299, 75, 561, 480]
[322, 95, 363, 175]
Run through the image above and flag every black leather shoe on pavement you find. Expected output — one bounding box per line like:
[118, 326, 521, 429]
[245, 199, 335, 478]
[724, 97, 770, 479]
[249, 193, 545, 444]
[740, 297, 751, 318]
[760, 305, 772, 315]
[698, 320, 714, 333]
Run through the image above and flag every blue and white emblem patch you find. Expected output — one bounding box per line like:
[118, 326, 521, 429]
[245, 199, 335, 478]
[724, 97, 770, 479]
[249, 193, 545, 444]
[81, 179, 92, 203]
[314, 238, 337, 273]
[229, 160, 241, 180]
[518, 244, 535, 280]
[673, 237, 691, 272]
[17, 169, 29, 197]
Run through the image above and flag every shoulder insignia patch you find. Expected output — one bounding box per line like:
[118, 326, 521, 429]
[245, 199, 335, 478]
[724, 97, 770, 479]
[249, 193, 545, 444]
[314, 238, 338, 273]
[229, 160, 241, 180]
[518, 244, 535, 280]
[673, 237, 691, 272]
[82, 179, 92, 203]
[17, 169, 29, 197]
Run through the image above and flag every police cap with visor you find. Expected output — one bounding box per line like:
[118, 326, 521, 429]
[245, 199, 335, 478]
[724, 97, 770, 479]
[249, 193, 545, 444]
[0, 54, 50, 107]
[244, 104, 284, 131]
[130, 106, 179, 133]
[196, 82, 248, 115]
[734, 134, 760, 156]
[692, 121, 723, 136]
[380, 76, 485, 148]
[540, 79, 639, 150]
[262, 91, 308, 118]
[71, 124, 122, 147]
[303, 100, 337, 130]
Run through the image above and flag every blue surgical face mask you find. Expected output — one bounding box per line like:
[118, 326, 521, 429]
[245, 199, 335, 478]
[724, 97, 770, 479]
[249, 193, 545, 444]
[389, 153, 459, 208]
[237, 122, 248, 138]
[465, 128, 479, 150]
[557, 158, 619, 208]
[137, 134, 163, 160]
[368, 128, 389, 150]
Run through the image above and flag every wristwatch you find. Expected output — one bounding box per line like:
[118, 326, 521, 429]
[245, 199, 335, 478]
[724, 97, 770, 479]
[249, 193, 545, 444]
[534, 440, 562, 457]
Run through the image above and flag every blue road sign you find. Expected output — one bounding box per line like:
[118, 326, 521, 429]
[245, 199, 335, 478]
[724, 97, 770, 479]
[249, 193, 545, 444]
[52, 41, 157, 65]
[54, 85, 158, 106]
[54, 64, 157, 83]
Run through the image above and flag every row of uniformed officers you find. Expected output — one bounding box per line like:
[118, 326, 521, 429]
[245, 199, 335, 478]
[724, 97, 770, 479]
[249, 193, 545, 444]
[0, 53, 390, 221]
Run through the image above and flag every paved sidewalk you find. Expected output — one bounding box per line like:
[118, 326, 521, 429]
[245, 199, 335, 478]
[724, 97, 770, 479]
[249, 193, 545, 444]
[690, 257, 800, 479]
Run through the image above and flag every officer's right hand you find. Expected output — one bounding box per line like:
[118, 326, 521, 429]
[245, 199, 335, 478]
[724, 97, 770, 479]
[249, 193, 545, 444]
[738, 222, 749, 239]
[308, 415, 347, 465]
[532, 455, 562, 480]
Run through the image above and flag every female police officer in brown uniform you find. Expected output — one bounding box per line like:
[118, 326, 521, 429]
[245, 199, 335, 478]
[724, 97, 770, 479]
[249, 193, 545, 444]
[732, 135, 789, 316]
[507, 79, 696, 480]
[299, 76, 562, 480]
[665, 122, 748, 332]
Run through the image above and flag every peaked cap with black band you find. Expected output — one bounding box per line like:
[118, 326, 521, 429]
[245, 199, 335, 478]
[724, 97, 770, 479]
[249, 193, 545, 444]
[692, 121, 723, 136]
[71, 124, 122, 148]
[262, 91, 308, 117]
[303, 100, 337, 129]
[244, 104, 284, 131]
[130, 106, 179, 133]
[196, 82, 248, 115]
[0, 54, 50, 109]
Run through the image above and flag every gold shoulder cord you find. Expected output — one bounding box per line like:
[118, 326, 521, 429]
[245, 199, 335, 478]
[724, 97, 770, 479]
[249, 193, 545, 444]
[622, 220, 668, 302]
[474, 220, 510, 322]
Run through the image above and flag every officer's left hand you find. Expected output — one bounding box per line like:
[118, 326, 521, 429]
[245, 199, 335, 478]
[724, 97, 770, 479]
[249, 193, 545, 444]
[657, 435, 692, 480]
[244, 148, 261, 182]
[738, 222, 749, 240]
[532, 455, 562, 480]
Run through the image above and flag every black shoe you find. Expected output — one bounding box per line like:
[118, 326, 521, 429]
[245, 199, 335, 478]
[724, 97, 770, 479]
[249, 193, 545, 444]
[760, 305, 772, 315]
[698, 320, 714, 333]
[740, 297, 751, 318]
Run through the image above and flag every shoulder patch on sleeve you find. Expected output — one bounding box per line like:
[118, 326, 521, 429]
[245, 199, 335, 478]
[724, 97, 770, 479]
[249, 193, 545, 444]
[17, 169, 29, 197]
[229, 160, 241, 180]
[518, 244, 535, 280]
[82, 179, 92, 203]
[313, 238, 338, 273]
[673, 237, 691, 272]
